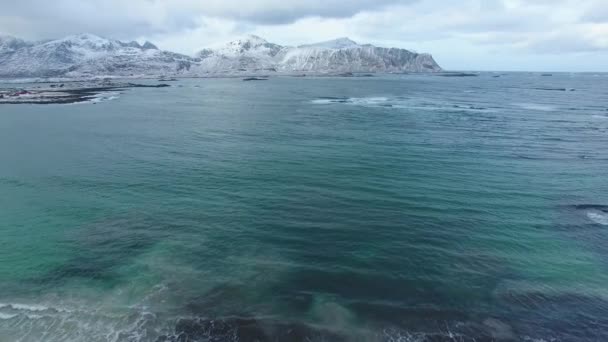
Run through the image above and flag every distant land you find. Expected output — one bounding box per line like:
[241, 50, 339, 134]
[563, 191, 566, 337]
[0, 34, 442, 78]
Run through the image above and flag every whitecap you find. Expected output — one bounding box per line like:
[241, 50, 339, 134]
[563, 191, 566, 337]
[0, 303, 48, 311]
[312, 96, 499, 114]
[89, 91, 120, 104]
[0, 302, 164, 341]
[311, 98, 343, 105]
[349, 97, 389, 105]
[513, 103, 556, 112]
[311, 96, 388, 107]
[587, 210, 608, 226]
[64, 91, 121, 105]
[0, 313, 18, 320]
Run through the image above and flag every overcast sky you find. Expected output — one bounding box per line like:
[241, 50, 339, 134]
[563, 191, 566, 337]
[1, 0, 607, 71]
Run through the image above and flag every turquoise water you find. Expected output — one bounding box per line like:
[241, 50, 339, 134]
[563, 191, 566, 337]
[1, 74, 608, 341]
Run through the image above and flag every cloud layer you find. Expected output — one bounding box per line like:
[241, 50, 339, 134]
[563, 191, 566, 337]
[0, 0, 406, 38]
[0, 0, 607, 71]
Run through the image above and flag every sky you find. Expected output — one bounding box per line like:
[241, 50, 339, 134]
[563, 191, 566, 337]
[0, 0, 607, 71]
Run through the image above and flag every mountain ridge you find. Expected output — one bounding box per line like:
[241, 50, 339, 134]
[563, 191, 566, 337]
[0, 33, 442, 78]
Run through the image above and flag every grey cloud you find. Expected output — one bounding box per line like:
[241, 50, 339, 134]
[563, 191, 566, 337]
[0, 0, 410, 39]
[212, 0, 408, 24]
[1, 0, 606, 70]
[0, 0, 199, 40]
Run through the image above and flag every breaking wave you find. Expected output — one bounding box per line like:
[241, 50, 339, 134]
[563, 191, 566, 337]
[513, 103, 557, 112]
[311, 96, 389, 106]
[0, 300, 528, 342]
[0, 301, 167, 342]
[587, 210, 608, 226]
[87, 91, 121, 104]
[311, 96, 494, 112]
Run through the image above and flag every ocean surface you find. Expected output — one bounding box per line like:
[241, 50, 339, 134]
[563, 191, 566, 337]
[1, 73, 608, 342]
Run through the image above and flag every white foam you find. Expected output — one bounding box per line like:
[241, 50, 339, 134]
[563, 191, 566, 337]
[0, 313, 18, 320]
[0, 303, 51, 312]
[0, 302, 165, 342]
[89, 91, 120, 104]
[349, 97, 389, 105]
[513, 103, 556, 112]
[0, 303, 51, 320]
[311, 96, 388, 106]
[587, 211, 608, 226]
[63, 91, 121, 105]
[312, 96, 500, 114]
[311, 98, 340, 104]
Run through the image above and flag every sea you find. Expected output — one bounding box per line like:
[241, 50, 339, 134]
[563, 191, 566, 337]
[1, 73, 608, 341]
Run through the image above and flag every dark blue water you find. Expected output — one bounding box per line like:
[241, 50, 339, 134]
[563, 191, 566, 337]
[1, 73, 608, 341]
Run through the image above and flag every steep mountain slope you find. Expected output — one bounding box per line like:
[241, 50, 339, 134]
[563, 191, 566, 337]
[0, 34, 442, 77]
[194, 36, 441, 74]
[193, 35, 286, 73]
[0, 34, 193, 77]
[280, 38, 440, 73]
[298, 37, 360, 49]
[0, 35, 33, 53]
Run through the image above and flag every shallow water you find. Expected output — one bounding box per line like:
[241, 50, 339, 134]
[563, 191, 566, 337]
[1, 73, 608, 341]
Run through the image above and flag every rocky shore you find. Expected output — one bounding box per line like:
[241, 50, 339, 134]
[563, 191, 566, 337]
[0, 81, 170, 104]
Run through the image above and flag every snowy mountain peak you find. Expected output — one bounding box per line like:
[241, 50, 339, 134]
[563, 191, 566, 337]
[242, 34, 268, 44]
[60, 33, 111, 46]
[301, 37, 359, 49]
[0, 33, 194, 77]
[206, 34, 284, 60]
[0, 35, 30, 51]
[142, 41, 158, 50]
[0, 34, 17, 42]
[0, 35, 30, 43]
[37, 34, 160, 53]
[223, 35, 274, 50]
[0, 33, 442, 78]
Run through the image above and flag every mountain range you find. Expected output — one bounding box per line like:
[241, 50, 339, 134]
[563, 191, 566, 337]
[0, 33, 442, 78]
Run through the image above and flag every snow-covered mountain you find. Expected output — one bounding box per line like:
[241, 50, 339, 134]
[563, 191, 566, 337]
[192, 35, 441, 74]
[299, 37, 360, 49]
[193, 35, 284, 73]
[0, 33, 193, 78]
[0, 33, 441, 78]
[0, 35, 33, 53]
[281, 37, 441, 73]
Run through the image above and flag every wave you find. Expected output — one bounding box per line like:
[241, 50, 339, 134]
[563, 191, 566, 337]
[310, 97, 348, 104]
[157, 317, 505, 342]
[311, 96, 389, 106]
[60, 91, 121, 105]
[0, 303, 52, 312]
[0, 299, 569, 341]
[311, 96, 494, 113]
[513, 103, 556, 112]
[0, 313, 18, 320]
[533, 87, 575, 92]
[0, 301, 164, 342]
[587, 210, 608, 226]
[82, 91, 121, 104]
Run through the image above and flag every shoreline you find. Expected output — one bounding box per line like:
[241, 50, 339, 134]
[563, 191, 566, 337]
[0, 82, 170, 105]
